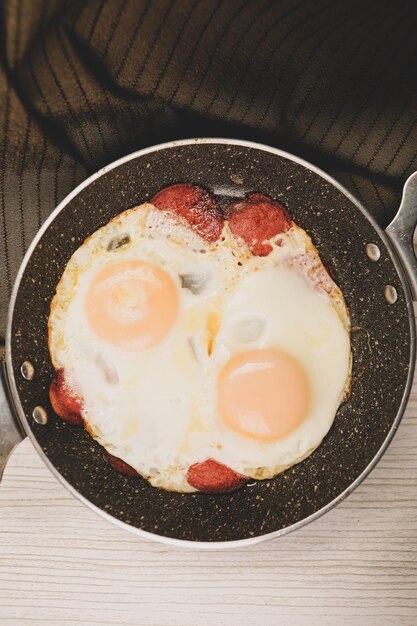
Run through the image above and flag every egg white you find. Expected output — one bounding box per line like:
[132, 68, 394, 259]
[49, 203, 351, 492]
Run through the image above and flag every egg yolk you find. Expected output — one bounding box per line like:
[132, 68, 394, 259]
[85, 260, 179, 350]
[217, 348, 310, 441]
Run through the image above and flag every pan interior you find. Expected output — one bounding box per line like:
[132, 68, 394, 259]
[9, 141, 414, 543]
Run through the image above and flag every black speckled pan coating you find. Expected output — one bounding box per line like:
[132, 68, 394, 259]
[9, 141, 415, 543]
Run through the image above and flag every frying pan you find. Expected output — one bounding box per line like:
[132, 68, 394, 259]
[1, 138, 416, 548]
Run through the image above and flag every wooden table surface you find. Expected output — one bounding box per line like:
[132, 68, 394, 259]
[1, 317, 416, 626]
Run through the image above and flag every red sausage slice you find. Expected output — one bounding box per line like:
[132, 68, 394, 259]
[105, 450, 140, 477]
[151, 183, 224, 243]
[187, 458, 249, 493]
[226, 192, 292, 256]
[49, 369, 84, 425]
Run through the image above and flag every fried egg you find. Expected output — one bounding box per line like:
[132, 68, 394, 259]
[49, 200, 351, 492]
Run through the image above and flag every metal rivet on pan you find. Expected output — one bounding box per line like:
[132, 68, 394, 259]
[32, 406, 48, 425]
[366, 243, 381, 261]
[20, 361, 35, 380]
[384, 285, 398, 304]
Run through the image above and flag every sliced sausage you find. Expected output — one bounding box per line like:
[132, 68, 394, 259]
[151, 183, 224, 242]
[187, 458, 249, 493]
[226, 192, 292, 256]
[49, 369, 84, 426]
[105, 450, 140, 477]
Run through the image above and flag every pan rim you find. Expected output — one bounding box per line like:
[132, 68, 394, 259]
[5, 137, 416, 549]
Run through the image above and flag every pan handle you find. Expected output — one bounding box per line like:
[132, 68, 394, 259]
[0, 360, 24, 481]
[386, 172, 417, 300]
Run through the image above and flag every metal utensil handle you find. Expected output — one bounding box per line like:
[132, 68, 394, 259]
[0, 361, 24, 480]
[386, 172, 417, 301]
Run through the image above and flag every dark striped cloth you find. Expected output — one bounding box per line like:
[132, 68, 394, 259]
[1, 0, 417, 335]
